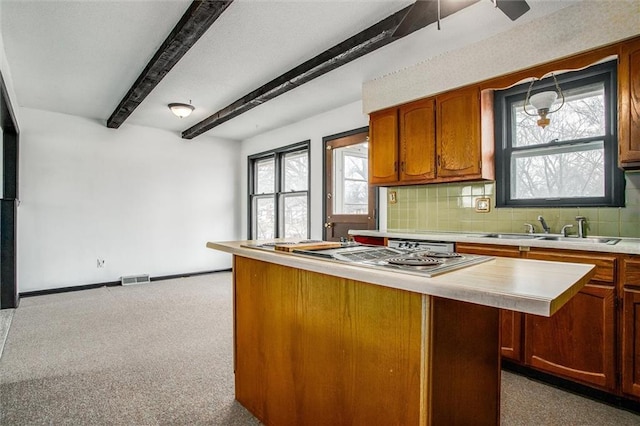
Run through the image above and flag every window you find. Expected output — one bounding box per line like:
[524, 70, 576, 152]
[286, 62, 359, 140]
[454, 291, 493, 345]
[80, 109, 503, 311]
[333, 142, 368, 214]
[249, 142, 310, 239]
[494, 60, 624, 207]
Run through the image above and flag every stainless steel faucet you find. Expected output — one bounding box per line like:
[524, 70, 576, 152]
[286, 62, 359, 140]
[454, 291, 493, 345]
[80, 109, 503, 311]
[560, 224, 574, 237]
[524, 223, 535, 234]
[537, 216, 550, 234]
[575, 216, 587, 238]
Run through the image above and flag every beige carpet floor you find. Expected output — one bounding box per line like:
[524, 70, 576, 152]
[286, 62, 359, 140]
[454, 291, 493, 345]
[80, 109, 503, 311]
[1, 272, 638, 425]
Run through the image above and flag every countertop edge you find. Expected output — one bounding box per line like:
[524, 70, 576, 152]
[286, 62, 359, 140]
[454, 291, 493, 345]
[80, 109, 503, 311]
[207, 241, 595, 317]
[348, 230, 640, 255]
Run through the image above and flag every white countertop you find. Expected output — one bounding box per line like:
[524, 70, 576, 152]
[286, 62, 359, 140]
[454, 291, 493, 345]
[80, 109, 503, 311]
[349, 230, 640, 255]
[208, 240, 595, 317]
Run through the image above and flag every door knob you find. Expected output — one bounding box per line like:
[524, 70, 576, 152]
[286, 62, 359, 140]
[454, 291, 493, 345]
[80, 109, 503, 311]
[324, 222, 333, 228]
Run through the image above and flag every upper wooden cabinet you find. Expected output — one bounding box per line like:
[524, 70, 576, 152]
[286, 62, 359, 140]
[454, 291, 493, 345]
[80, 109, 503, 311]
[436, 87, 482, 178]
[369, 98, 435, 185]
[619, 37, 640, 169]
[370, 36, 640, 177]
[369, 107, 399, 184]
[368, 86, 493, 186]
[399, 98, 436, 182]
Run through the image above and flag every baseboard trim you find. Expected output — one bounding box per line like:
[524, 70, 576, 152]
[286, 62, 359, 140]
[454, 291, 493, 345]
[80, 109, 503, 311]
[19, 269, 232, 298]
[150, 269, 231, 282]
[502, 360, 640, 414]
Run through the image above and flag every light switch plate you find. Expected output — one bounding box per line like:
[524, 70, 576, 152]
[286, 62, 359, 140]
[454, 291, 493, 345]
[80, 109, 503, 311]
[475, 197, 490, 212]
[388, 190, 397, 204]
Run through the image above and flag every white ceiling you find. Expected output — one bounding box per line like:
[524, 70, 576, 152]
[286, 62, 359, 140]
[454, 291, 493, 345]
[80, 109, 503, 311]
[1, 0, 579, 141]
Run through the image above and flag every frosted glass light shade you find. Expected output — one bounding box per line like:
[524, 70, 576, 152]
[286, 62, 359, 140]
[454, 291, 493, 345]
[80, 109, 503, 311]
[168, 103, 194, 118]
[529, 91, 557, 112]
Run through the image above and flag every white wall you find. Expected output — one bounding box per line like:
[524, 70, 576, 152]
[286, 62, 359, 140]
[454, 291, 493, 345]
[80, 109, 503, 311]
[240, 101, 369, 240]
[18, 108, 240, 292]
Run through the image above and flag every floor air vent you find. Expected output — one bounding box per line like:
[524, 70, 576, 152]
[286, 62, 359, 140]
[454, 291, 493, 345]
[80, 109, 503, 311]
[121, 274, 151, 286]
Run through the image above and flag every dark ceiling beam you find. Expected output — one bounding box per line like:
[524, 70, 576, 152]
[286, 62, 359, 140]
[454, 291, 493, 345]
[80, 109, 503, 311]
[392, 0, 479, 38]
[182, 0, 482, 139]
[106, 0, 234, 129]
[181, 4, 413, 139]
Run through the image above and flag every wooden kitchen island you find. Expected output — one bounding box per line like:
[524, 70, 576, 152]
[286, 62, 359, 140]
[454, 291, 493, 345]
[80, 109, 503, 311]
[208, 241, 596, 425]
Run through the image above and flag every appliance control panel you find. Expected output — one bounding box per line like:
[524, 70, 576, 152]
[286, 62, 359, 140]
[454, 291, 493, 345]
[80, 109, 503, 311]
[387, 239, 455, 253]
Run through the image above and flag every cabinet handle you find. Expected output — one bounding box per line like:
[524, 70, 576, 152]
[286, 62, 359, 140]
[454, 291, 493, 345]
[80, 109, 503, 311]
[437, 155, 441, 167]
[401, 162, 405, 172]
[394, 162, 398, 172]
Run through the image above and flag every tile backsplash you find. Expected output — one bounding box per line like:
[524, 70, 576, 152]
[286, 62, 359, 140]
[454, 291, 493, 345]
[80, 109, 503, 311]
[387, 173, 640, 238]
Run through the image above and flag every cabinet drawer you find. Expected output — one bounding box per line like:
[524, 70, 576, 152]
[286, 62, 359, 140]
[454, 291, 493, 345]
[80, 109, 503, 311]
[622, 257, 640, 286]
[455, 243, 522, 258]
[526, 250, 615, 284]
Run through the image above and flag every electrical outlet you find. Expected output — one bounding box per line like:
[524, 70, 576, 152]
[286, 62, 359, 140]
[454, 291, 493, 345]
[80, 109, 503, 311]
[97, 259, 105, 268]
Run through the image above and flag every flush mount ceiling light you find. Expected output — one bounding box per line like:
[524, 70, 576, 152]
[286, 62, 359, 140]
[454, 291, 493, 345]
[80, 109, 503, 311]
[168, 102, 194, 119]
[523, 73, 565, 128]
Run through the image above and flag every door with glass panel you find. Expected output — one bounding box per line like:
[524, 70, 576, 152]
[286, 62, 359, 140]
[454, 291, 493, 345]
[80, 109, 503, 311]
[324, 129, 376, 241]
[249, 143, 310, 240]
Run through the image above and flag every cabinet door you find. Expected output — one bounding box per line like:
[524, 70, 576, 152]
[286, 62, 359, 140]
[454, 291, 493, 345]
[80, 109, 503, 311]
[619, 38, 640, 168]
[623, 287, 640, 398]
[436, 87, 481, 178]
[500, 310, 523, 362]
[524, 283, 616, 390]
[369, 108, 399, 184]
[455, 243, 523, 361]
[524, 250, 616, 390]
[622, 257, 640, 397]
[399, 98, 436, 182]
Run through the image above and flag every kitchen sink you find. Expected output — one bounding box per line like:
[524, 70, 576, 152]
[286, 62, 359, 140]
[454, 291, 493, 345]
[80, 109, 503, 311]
[536, 236, 620, 245]
[478, 234, 620, 245]
[481, 233, 541, 240]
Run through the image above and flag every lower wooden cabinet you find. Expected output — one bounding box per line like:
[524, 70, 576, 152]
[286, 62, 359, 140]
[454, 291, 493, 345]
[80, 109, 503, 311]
[524, 249, 617, 391]
[525, 283, 616, 390]
[622, 287, 640, 398]
[456, 243, 523, 360]
[622, 257, 640, 398]
[456, 242, 622, 393]
[500, 310, 523, 362]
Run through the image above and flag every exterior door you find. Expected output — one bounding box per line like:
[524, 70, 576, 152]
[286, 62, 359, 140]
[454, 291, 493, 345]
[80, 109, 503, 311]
[324, 129, 376, 241]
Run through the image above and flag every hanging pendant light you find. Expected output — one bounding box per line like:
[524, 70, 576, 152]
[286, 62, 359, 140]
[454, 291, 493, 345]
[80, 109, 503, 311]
[168, 101, 194, 118]
[523, 73, 565, 128]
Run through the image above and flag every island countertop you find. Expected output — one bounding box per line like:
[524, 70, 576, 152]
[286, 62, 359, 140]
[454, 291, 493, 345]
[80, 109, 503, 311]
[208, 240, 596, 317]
